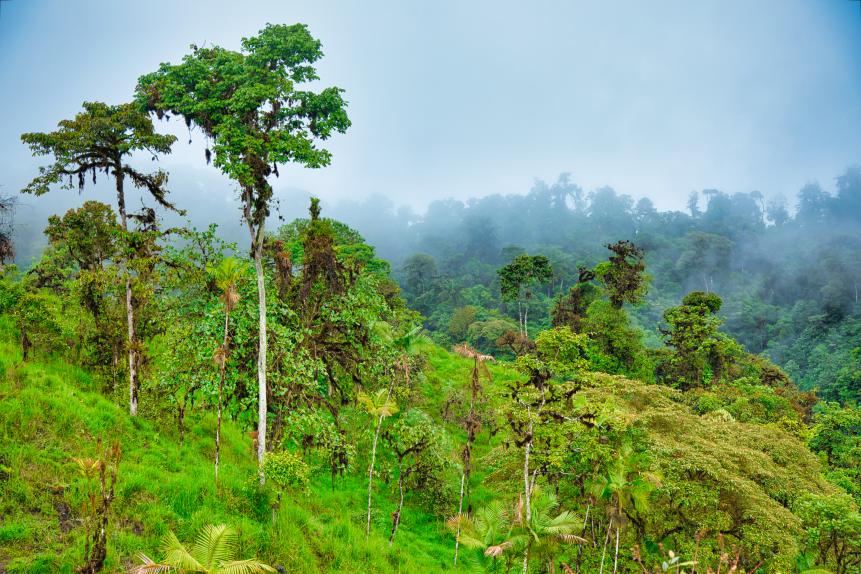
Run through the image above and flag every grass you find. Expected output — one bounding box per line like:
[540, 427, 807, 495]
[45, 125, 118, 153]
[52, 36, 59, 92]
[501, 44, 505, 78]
[0, 320, 499, 573]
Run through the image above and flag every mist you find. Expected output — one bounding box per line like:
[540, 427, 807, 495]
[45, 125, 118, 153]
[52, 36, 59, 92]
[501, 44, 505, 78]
[2, 0, 861, 225]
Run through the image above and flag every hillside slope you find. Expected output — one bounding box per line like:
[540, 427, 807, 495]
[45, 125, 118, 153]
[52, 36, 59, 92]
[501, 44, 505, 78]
[0, 318, 485, 574]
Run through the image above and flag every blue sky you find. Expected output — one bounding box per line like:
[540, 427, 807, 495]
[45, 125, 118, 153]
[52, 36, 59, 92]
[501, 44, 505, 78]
[1, 0, 860, 219]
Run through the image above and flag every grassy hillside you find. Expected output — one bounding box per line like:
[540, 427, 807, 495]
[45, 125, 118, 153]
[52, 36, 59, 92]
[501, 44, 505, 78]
[0, 311, 851, 573]
[0, 317, 490, 574]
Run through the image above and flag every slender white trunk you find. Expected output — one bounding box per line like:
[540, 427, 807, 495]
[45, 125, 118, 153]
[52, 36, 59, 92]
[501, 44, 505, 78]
[125, 275, 137, 416]
[253, 238, 267, 482]
[366, 380, 394, 537]
[524, 304, 529, 338]
[366, 415, 383, 536]
[522, 545, 529, 574]
[612, 526, 620, 574]
[115, 171, 138, 417]
[389, 471, 405, 545]
[598, 523, 611, 574]
[215, 309, 229, 486]
[518, 301, 524, 336]
[453, 472, 466, 567]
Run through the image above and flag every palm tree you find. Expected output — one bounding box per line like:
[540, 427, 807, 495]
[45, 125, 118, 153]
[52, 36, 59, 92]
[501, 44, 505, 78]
[208, 257, 246, 486]
[131, 523, 274, 573]
[452, 343, 494, 567]
[591, 445, 658, 574]
[359, 387, 399, 537]
[450, 490, 585, 574]
[360, 325, 420, 537]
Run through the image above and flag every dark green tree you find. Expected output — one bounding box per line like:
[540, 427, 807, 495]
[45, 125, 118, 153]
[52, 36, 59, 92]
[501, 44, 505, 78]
[498, 254, 553, 337]
[136, 23, 350, 475]
[660, 291, 724, 389]
[21, 102, 178, 416]
[594, 240, 648, 309]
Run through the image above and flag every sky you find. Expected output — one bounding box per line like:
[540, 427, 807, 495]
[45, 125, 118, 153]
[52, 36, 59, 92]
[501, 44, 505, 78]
[1, 0, 860, 231]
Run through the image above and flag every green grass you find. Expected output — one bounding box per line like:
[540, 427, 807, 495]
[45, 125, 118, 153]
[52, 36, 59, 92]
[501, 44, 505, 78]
[0, 321, 496, 573]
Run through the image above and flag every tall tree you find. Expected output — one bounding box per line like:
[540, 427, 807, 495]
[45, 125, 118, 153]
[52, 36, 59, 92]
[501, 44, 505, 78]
[136, 23, 350, 476]
[595, 240, 648, 309]
[21, 102, 178, 416]
[498, 254, 553, 337]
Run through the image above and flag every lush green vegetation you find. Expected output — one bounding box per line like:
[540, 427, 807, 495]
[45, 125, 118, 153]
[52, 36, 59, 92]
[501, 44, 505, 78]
[1, 21, 860, 574]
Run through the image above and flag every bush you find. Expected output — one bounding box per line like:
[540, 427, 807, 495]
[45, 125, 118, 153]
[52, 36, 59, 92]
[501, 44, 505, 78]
[264, 451, 310, 492]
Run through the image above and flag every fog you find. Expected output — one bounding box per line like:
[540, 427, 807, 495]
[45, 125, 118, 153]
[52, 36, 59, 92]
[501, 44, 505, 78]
[2, 0, 861, 253]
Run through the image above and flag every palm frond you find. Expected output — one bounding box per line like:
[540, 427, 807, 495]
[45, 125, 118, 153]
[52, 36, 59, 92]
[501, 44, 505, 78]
[357, 389, 399, 418]
[217, 559, 276, 574]
[192, 524, 235, 569]
[484, 541, 512, 558]
[129, 553, 176, 574]
[160, 531, 205, 571]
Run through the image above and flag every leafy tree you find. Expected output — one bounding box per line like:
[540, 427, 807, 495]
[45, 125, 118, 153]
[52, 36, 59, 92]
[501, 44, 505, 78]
[137, 23, 350, 475]
[590, 442, 657, 574]
[21, 101, 178, 416]
[551, 271, 600, 332]
[659, 291, 724, 389]
[384, 409, 449, 545]
[795, 493, 861, 574]
[132, 524, 275, 573]
[498, 254, 553, 337]
[594, 240, 648, 309]
[449, 305, 478, 342]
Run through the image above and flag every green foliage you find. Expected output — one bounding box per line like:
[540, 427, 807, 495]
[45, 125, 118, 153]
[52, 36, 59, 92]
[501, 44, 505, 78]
[133, 523, 275, 573]
[498, 255, 553, 303]
[532, 326, 591, 377]
[20, 102, 177, 210]
[659, 292, 725, 388]
[795, 493, 861, 574]
[263, 451, 310, 492]
[595, 239, 649, 309]
[136, 24, 350, 228]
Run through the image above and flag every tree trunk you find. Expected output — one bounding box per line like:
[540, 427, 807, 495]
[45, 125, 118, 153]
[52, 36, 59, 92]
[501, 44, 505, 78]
[366, 415, 383, 537]
[21, 329, 30, 361]
[453, 471, 466, 567]
[598, 522, 611, 574]
[524, 304, 529, 338]
[523, 405, 533, 522]
[177, 403, 185, 447]
[115, 172, 138, 417]
[215, 309, 229, 486]
[518, 301, 524, 336]
[612, 526, 620, 574]
[575, 504, 590, 573]
[522, 545, 530, 574]
[389, 470, 406, 545]
[366, 379, 395, 537]
[253, 233, 267, 482]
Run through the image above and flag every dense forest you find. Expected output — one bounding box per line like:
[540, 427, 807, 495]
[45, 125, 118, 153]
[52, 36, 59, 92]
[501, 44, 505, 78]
[0, 22, 860, 574]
